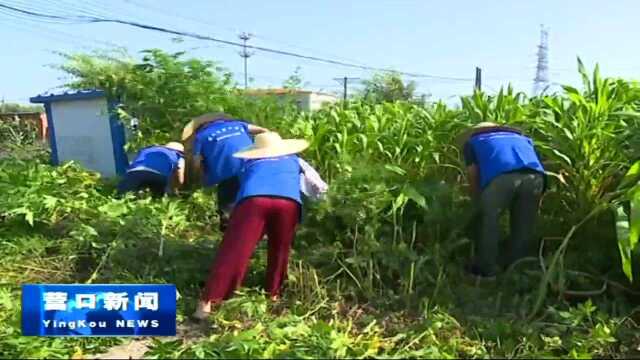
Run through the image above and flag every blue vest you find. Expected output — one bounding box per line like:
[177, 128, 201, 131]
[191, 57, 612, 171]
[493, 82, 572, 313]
[193, 120, 252, 186]
[468, 131, 545, 189]
[127, 146, 182, 178]
[236, 155, 302, 205]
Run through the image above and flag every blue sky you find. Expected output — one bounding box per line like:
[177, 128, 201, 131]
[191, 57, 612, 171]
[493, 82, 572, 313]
[2, 0, 640, 105]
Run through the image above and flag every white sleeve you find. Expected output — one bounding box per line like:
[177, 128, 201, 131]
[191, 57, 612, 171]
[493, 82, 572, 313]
[299, 158, 328, 200]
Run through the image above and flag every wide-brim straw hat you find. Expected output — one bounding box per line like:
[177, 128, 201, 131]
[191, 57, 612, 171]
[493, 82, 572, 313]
[181, 112, 233, 141]
[233, 132, 309, 159]
[456, 121, 521, 147]
[165, 141, 184, 153]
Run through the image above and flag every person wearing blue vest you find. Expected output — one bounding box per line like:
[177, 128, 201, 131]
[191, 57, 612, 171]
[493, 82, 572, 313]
[193, 132, 328, 319]
[458, 122, 546, 279]
[117, 142, 185, 197]
[182, 113, 268, 231]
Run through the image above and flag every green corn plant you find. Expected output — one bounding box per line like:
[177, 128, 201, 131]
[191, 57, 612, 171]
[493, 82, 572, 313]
[525, 59, 640, 220]
[460, 85, 528, 125]
[613, 161, 640, 281]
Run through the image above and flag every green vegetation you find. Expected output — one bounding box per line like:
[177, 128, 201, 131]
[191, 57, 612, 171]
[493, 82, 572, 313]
[0, 115, 46, 161]
[360, 72, 421, 103]
[0, 101, 42, 113]
[1, 49, 639, 358]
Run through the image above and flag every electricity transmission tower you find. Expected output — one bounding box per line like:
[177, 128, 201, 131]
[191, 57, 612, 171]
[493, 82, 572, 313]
[238, 32, 254, 89]
[532, 25, 550, 96]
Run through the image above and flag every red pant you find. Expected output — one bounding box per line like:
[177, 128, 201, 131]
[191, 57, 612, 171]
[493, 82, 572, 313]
[202, 196, 300, 302]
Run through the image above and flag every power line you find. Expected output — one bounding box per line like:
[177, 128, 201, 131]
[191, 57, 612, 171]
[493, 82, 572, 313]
[0, 9, 120, 48]
[82, 0, 140, 19]
[0, 2, 474, 82]
[121, 0, 367, 65]
[237, 47, 379, 77]
[0, 2, 89, 23]
[122, 0, 241, 36]
[252, 34, 372, 68]
[3, 0, 71, 16]
[0, 15, 81, 44]
[6, 0, 145, 24]
[0, 7, 80, 24]
[3, 0, 80, 17]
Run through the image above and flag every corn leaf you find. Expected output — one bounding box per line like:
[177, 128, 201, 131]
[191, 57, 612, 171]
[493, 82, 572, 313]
[402, 185, 427, 209]
[616, 188, 640, 281]
[618, 160, 640, 190]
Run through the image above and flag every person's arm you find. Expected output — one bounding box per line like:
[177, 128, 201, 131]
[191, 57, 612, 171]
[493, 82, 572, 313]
[190, 155, 204, 186]
[248, 124, 269, 134]
[533, 145, 549, 195]
[176, 158, 185, 186]
[467, 164, 480, 197]
[462, 142, 480, 197]
[299, 158, 328, 200]
[186, 135, 204, 187]
[166, 158, 186, 195]
[534, 145, 547, 167]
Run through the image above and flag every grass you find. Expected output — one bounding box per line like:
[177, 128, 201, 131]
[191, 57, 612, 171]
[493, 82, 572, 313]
[0, 154, 638, 358]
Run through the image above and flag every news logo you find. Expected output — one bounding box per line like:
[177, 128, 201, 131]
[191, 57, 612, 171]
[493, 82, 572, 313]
[22, 284, 176, 336]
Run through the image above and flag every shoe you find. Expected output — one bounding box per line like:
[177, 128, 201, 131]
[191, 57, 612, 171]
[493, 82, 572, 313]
[464, 263, 497, 281]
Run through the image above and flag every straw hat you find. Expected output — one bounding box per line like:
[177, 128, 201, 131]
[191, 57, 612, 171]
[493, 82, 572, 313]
[181, 112, 233, 141]
[456, 122, 521, 147]
[233, 132, 309, 159]
[165, 141, 184, 153]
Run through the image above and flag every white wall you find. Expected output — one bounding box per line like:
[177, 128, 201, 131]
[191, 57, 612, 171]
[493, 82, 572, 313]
[51, 98, 117, 177]
[309, 93, 337, 111]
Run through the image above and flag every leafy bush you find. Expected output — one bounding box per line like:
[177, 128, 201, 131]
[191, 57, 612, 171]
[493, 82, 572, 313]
[58, 49, 298, 147]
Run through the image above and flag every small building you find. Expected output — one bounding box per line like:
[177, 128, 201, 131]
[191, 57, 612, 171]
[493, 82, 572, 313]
[30, 90, 128, 178]
[244, 88, 338, 111]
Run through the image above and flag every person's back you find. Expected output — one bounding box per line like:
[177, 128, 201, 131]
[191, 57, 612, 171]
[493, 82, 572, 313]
[193, 120, 253, 187]
[467, 131, 544, 189]
[236, 155, 302, 205]
[184, 114, 269, 231]
[128, 145, 182, 178]
[118, 142, 185, 197]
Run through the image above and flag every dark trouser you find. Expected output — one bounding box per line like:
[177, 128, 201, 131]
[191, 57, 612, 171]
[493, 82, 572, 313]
[471, 171, 544, 275]
[216, 176, 240, 232]
[117, 170, 168, 197]
[202, 197, 300, 303]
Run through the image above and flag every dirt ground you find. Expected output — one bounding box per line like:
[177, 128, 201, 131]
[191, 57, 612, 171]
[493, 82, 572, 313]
[95, 320, 208, 359]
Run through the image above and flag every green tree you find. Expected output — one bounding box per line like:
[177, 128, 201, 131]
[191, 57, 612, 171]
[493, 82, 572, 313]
[56, 48, 300, 146]
[0, 102, 42, 113]
[282, 67, 307, 90]
[361, 72, 418, 103]
[57, 48, 235, 143]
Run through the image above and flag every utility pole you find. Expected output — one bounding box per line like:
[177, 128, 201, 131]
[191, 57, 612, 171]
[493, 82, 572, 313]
[474, 67, 482, 91]
[532, 25, 550, 96]
[333, 77, 361, 102]
[238, 32, 254, 89]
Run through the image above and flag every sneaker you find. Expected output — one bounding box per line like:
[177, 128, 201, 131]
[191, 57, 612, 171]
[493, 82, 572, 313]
[464, 263, 497, 281]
